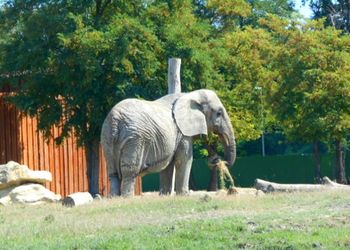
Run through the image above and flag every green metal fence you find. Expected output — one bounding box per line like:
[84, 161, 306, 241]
[142, 154, 350, 192]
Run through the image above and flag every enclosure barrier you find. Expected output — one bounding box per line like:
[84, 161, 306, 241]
[0, 93, 142, 196]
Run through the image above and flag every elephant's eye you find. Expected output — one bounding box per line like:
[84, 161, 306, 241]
[217, 110, 222, 117]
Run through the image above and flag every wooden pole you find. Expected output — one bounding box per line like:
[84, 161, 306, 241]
[168, 58, 182, 94]
[168, 58, 181, 194]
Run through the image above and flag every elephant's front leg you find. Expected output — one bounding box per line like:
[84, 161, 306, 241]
[174, 138, 193, 195]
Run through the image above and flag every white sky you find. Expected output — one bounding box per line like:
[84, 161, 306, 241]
[294, 0, 313, 18]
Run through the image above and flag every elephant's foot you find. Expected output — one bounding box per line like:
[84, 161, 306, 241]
[159, 188, 173, 196]
[175, 188, 190, 196]
[110, 175, 121, 196]
[121, 177, 136, 197]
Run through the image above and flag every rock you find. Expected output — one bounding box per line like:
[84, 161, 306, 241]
[0, 161, 52, 190]
[93, 194, 102, 200]
[0, 183, 61, 205]
[62, 192, 93, 207]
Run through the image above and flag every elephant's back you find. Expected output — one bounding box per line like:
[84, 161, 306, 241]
[111, 99, 176, 139]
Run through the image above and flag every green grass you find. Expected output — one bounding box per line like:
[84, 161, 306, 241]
[1, 190, 350, 249]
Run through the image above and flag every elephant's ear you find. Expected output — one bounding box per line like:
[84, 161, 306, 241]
[173, 92, 208, 137]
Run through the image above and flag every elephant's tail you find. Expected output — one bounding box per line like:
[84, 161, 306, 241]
[101, 114, 122, 179]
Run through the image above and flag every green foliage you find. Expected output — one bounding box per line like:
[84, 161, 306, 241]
[0, 0, 224, 146]
[1, 0, 350, 164]
[306, 0, 350, 32]
[211, 27, 278, 141]
[263, 16, 350, 145]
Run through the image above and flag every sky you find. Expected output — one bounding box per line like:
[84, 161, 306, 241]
[294, 0, 313, 18]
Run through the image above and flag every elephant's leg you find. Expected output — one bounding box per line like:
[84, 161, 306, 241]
[120, 172, 136, 197]
[174, 138, 193, 195]
[119, 138, 144, 197]
[110, 174, 121, 196]
[159, 162, 175, 195]
[103, 145, 121, 196]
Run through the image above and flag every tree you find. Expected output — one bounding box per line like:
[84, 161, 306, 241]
[0, 0, 231, 194]
[192, 0, 296, 158]
[194, 0, 295, 29]
[210, 26, 278, 144]
[263, 16, 350, 183]
[0, 0, 164, 195]
[146, 0, 220, 91]
[305, 0, 350, 32]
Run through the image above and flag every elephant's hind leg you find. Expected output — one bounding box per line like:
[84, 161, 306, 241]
[110, 174, 121, 196]
[119, 138, 144, 197]
[159, 162, 175, 195]
[120, 171, 137, 197]
[102, 144, 121, 196]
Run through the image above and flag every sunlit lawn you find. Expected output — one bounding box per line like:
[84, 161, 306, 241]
[1, 190, 350, 249]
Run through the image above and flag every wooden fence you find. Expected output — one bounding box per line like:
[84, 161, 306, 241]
[0, 93, 142, 196]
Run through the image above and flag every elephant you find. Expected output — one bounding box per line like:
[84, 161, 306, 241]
[100, 89, 236, 197]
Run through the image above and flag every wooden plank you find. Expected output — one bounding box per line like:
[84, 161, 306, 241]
[72, 136, 79, 192]
[3, 100, 11, 162]
[14, 105, 21, 162]
[14, 106, 22, 162]
[53, 126, 61, 195]
[27, 116, 34, 169]
[82, 147, 88, 192]
[23, 116, 30, 167]
[32, 117, 39, 170]
[0, 96, 5, 163]
[17, 112, 24, 164]
[99, 147, 108, 196]
[9, 103, 18, 162]
[63, 133, 69, 196]
[43, 132, 51, 190]
[38, 123, 45, 169]
[67, 135, 74, 194]
[136, 177, 142, 195]
[77, 142, 84, 192]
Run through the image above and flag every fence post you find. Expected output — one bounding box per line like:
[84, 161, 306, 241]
[168, 58, 182, 94]
[167, 58, 181, 194]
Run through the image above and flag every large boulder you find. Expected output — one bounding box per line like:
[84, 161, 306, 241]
[0, 161, 52, 189]
[0, 183, 61, 205]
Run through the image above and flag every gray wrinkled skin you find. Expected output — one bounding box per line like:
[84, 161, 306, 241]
[100, 89, 236, 197]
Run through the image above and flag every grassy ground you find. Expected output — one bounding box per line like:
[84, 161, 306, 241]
[0, 190, 349, 250]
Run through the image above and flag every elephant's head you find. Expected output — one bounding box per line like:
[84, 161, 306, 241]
[173, 89, 236, 166]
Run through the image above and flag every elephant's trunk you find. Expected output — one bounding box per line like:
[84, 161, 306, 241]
[219, 111, 236, 167]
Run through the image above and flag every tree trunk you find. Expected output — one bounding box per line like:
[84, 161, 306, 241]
[207, 143, 218, 191]
[86, 139, 100, 196]
[208, 167, 218, 191]
[335, 139, 348, 184]
[62, 192, 93, 207]
[255, 177, 350, 193]
[313, 141, 322, 183]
